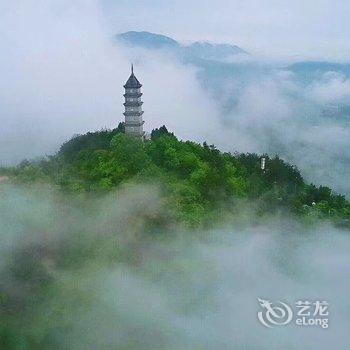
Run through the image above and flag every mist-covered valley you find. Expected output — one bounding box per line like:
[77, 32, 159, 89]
[1, 1, 350, 349]
[0, 184, 349, 349]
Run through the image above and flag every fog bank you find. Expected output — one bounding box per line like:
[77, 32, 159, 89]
[0, 184, 349, 349]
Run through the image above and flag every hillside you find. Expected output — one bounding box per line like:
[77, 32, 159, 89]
[2, 125, 349, 228]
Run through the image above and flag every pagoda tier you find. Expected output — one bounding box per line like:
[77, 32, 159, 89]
[124, 120, 145, 126]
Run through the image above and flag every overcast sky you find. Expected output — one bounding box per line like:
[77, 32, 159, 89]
[102, 0, 350, 60]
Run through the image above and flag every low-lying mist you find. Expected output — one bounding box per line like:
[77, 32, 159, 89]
[0, 183, 349, 349]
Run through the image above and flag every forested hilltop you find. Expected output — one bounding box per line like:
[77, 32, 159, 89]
[1, 125, 349, 228]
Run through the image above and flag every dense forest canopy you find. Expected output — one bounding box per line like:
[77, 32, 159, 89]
[1, 124, 349, 228]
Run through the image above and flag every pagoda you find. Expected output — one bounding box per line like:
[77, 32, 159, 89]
[123, 65, 145, 137]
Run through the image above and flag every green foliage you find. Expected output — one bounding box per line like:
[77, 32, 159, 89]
[2, 127, 350, 228]
[59, 125, 124, 163]
[150, 125, 173, 140]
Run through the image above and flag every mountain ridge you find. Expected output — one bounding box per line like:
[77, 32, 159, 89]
[116, 31, 248, 61]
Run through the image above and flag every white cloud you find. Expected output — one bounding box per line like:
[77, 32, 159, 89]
[0, 0, 130, 164]
[308, 72, 350, 104]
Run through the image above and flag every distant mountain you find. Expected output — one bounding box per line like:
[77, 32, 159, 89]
[115, 31, 248, 62]
[117, 32, 350, 78]
[186, 42, 247, 60]
[288, 61, 350, 75]
[287, 61, 350, 83]
[117, 31, 180, 50]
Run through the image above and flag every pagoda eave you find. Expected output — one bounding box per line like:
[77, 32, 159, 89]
[124, 93, 142, 98]
[123, 102, 144, 107]
[123, 111, 144, 117]
[124, 84, 142, 89]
